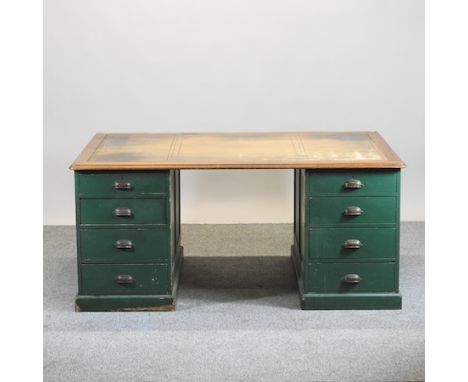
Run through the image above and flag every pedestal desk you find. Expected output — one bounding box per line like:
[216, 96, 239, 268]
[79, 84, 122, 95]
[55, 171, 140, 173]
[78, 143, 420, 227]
[70, 132, 405, 311]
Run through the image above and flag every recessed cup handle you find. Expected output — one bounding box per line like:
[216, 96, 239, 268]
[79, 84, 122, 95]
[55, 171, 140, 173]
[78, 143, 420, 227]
[114, 207, 133, 217]
[342, 274, 362, 284]
[115, 239, 133, 249]
[344, 179, 363, 189]
[114, 275, 134, 284]
[343, 239, 362, 249]
[344, 206, 363, 216]
[113, 181, 132, 190]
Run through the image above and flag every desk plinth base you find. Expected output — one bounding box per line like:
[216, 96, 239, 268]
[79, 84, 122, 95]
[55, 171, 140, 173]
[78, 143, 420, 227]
[291, 244, 402, 310]
[75, 295, 176, 312]
[299, 293, 402, 310]
[75, 247, 184, 312]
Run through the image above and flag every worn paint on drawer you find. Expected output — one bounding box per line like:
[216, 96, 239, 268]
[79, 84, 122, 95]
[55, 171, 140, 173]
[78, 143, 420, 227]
[80, 227, 170, 263]
[309, 196, 397, 226]
[308, 227, 396, 260]
[307, 262, 396, 293]
[80, 264, 170, 295]
[80, 198, 167, 225]
[307, 170, 399, 195]
[77, 171, 169, 196]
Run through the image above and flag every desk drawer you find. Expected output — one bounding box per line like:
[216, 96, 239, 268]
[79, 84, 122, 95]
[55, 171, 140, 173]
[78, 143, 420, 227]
[309, 227, 396, 260]
[80, 264, 170, 295]
[77, 171, 169, 196]
[80, 198, 167, 225]
[308, 170, 398, 196]
[307, 263, 396, 293]
[309, 196, 397, 226]
[80, 227, 170, 263]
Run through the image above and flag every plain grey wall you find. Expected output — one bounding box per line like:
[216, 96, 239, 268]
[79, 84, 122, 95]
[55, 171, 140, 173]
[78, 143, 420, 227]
[44, 0, 424, 224]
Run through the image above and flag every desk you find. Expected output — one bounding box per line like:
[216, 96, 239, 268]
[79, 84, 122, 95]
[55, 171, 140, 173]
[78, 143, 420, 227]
[70, 132, 405, 311]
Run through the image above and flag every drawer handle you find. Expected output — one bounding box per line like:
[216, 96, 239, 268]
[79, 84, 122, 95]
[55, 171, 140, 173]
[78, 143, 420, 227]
[114, 274, 134, 284]
[115, 239, 133, 249]
[343, 239, 362, 249]
[113, 181, 132, 190]
[344, 179, 364, 189]
[344, 206, 363, 216]
[114, 207, 133, 217]
[342, 274, 362, 284]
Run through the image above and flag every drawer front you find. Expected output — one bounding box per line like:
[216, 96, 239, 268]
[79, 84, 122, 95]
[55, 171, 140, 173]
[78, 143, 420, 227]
[77, 171, 169, 196]
[308, 170, 398, 196]
[80, 198, 167, 225]
[307, 263, 396, 293]
[309, 196, 397, 225]
[309, 227, 396, 260]
[80, 228, 170, 263]
[80, 264, 170, 295]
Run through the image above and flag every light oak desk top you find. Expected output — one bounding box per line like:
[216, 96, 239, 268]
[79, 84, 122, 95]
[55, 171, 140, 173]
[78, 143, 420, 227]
[70, 131, 405, 170]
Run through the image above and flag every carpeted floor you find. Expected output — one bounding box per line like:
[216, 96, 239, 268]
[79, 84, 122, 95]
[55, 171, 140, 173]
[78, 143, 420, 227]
[43, 223, 424, 382]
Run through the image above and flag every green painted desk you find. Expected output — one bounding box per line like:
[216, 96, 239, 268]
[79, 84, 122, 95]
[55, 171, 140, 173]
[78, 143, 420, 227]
[70, 132, 405, 311]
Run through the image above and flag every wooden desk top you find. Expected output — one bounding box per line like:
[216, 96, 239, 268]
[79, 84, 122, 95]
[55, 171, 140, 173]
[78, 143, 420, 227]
[70, 132, 405, 170]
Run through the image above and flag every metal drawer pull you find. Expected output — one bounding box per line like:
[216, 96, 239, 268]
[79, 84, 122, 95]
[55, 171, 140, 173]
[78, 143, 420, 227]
[342, 274, 362, 284]
[113, 207, 133, 217]
[344, 179, 363, 189]
[114, 275, 134, 284]
[115, 239, 133, 249]
[113, 181, 132, 190]
[343, 239, 362, 249]
[344, 206, 363, 216]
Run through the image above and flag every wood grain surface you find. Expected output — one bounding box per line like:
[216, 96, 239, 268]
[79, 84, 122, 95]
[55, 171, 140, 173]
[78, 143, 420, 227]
[70, 132, 405, 170]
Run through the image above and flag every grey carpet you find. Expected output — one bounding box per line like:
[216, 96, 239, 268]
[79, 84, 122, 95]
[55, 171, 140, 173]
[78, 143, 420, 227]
[44, 223, 424, 382]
